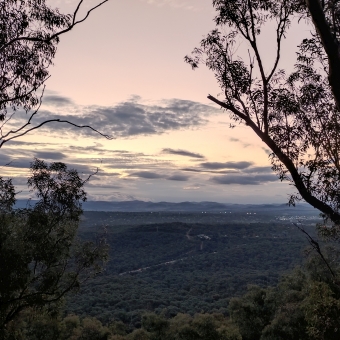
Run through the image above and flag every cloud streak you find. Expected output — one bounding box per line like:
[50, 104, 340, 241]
[43, 95, 74, 107]
[129, 171, 164, 179]
[162, 148, 205, 159]
[210, 174, 277, 185]
[34, 151, 66, 160]
[167, 174, 189, 181]
[200, 161, 253, 170]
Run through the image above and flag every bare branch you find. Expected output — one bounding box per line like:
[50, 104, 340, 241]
[293, 222, 336, 279]
[0, 1, 109, 54]
[267, 6, 288, 82]
[0, 119, 113, 148]
[207, 94, 340, 224]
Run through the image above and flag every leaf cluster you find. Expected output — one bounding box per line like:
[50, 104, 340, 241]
[0, 0, 71, 120]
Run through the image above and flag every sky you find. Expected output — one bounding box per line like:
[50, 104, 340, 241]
[0, 0, 314, 203]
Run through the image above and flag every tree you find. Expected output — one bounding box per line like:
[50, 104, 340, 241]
[304, 0, 340, 111]
[0, 1, 111, 335]
[185, 0, 340, 226]
[227, 252, 340, 340]
[0, 0, 111, 148]
[0, 159, 108, 332]
[229, 286, 275, 340]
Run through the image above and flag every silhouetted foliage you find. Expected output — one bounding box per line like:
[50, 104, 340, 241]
[0, 0, 111, 336]
[185, 0, 340, 227]
[0, 0, 110, 147]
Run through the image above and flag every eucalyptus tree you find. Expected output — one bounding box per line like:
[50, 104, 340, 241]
[0, 0, 111, 148]
[0, 1, 111, 332]
[186, 0, 340, 228]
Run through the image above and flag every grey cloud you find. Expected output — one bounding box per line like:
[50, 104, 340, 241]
[210, 174, 277, 185]
[35, 151, 66, 160]
[243, 166, 273, 174]
[3, 156, 94, 173]
[200, 161, 253, 170]
[93, 172, 121, 177]
[180, 167, 239, 174]
[162, 148, 205, 159]
[181, 168, 203, 173]
[167, 174, 190, 181]
[129, 171, 164, 179]
[29, 98, 218, 138]
[228, 137, 251, 148]
[85, 183, 122, 189]
[5, 140, 57, 147]
[68, 145, 107, 154]
[107, 164, 160, 170]
[0, 154, 12, 166]
[43, 95, 73, 106]
[0, 156, 31, 169]
[1, 150, 92, 172]
[68, 164, 99, 174]
[1, 153, 66, 169]
[161, 99, 217, 116]
[68, 146, 146, 157]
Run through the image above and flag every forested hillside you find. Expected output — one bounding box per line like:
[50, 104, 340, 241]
[65, 211, 318, 326]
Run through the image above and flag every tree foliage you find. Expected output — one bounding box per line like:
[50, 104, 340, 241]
[0, 159, 108, 331]
[5, 249, 340, 340]
[229, 252, 340, 340]
[0, 0, 111, 335]
[0, 0, 110, 148]
[185, 0, 340, 227]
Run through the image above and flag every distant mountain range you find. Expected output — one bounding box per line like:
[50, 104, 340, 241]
[15, 199, 318, 215]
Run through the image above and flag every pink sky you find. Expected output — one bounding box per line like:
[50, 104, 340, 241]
[1, 0, 314, 203]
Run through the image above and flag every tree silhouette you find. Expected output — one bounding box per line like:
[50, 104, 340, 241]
[0, 0, 111, 148]
[186, 0, 340, 227]
[0, 2, 112, 332]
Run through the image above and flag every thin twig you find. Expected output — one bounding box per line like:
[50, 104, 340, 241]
[0, 1, 109, 53]
[292, 222, 336, 278]
[0, 119, 113, 148]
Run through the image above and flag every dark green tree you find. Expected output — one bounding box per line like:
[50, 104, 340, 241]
[229, 286, 275, 340]
[141, 313, 169, 340]
[0, 159, 108, 332]
[228, 253, 340, 340]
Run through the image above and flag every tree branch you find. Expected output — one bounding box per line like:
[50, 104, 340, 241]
[293, 222, 336, 279]
[207, 94, 340, 224]
[0, 119, 113, 148]
[0, 0, 109, 54]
